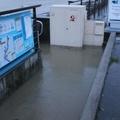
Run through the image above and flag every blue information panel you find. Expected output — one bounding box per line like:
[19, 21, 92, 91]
[0, 11, 34, 69]
[0, 11, 35, 76]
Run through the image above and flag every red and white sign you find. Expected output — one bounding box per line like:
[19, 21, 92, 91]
[70, 15, 75, 22]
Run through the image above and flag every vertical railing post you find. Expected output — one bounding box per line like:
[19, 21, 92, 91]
[80, 0, 82, 5]
[94, 0, 97, 19]
[33, 7, 38, 52]
[88, 0, 91, 20]
[98, 0, 100, 17]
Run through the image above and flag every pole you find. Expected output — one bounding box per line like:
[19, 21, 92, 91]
[94, 0, 97, 19]
[81, 0, 82, 5]
[98, 0, 100, 17]
[88, 0, 91, 19]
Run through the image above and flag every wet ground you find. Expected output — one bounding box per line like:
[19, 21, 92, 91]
[0, 44, 103, 120]
[96, 35, 120, 120]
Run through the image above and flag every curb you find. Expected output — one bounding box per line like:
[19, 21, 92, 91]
[80, 32, 116, 120]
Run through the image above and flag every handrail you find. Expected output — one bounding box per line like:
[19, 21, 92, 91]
[0, 4, 41, 15]
[68, 0, 108, 20]
[68, 0, 80, 5]
[87, 0, 108, 19]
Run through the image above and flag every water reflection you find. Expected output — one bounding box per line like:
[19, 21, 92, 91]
[0, 44, 103, 120]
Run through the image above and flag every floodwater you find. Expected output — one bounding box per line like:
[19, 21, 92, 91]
[0, 0, 104, 120]
[0, 44, 103, 120]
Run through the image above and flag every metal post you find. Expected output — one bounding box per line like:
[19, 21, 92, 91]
[100, 0, 101, 17]
[105, 0, 108, 13]
[36, 20, 43, 49]
[100, 0, 102, 17]
[102, 0, 105, 13]
[80, 0, 82, 5]
[98, 0, 100, 17]
[88, 0, 91, 20]
[94, 0, 97, 19]
[33, 7, 38, 52]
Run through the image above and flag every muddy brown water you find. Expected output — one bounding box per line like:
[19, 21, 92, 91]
[0, 44, 103, 120]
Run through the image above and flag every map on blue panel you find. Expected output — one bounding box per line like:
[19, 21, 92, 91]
[0, 11, 34, 69]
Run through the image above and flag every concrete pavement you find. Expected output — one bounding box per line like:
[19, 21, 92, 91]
[80, 32, 116, 120]
[96, 34, 120, 120]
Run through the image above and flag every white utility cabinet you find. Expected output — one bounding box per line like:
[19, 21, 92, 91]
[94, 21, 104, 35]
[94, 21, 104, 46]
[50, 5, 86, 47]
[84, 20, 95, 45]
[84, 20, 104, 46]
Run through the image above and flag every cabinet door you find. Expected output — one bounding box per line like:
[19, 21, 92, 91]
[50, 8, 66, 45]
[65, 8, 82, 47]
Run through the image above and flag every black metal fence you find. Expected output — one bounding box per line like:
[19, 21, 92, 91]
[68, 0, 108, 20]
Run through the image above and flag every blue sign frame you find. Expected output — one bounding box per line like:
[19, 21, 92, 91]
[0, 11, 35, 76]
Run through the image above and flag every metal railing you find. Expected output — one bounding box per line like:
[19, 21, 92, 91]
[87, 0, 108, 19]
[68, 0, 108, 20]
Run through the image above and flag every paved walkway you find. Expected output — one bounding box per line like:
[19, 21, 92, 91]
[96, 34, 120, 120]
